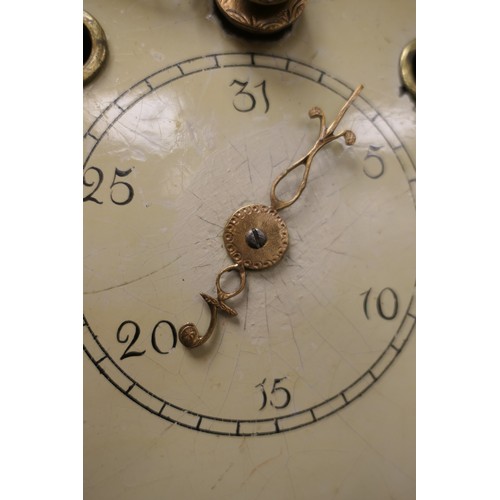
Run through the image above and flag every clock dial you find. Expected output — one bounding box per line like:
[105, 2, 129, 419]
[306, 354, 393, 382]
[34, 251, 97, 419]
[84, 1, 415, 497]
[84, 53, 414, 435]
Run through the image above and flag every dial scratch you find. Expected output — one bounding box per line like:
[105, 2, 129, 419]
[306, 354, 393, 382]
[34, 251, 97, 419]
[210, 462, 235, 491]
[197, 215, 224, 229]
[83, 255, 182, 294]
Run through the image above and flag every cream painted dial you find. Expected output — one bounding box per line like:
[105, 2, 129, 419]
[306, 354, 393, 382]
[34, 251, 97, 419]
[84, 52, 414, 435]
[84, 1, 415, 498]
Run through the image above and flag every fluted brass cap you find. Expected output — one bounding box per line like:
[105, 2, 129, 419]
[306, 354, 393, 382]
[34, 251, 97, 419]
[215, 0, 307, 34]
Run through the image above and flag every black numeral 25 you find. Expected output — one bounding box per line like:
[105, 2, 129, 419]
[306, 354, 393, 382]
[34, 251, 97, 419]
[84, 167, 134, 205]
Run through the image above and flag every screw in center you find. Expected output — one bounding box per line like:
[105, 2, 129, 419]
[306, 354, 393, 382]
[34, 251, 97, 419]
[245, 228, 268, 249]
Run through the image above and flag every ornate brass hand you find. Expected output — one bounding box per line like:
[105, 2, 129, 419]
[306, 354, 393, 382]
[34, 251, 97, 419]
[179, 84, 363, 348]
[179, 263, 246, 348]
[270, 84, 362, 211]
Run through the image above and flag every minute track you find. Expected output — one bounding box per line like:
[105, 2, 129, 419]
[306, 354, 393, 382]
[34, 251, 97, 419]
[84, 52, 415, 436]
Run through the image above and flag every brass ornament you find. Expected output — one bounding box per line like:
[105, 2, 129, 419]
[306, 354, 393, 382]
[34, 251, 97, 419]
[179, 85, 363, 348]
[249, 0, 289, 5]
[179, 263, 246, 348]
[223, 204, 289, 270]
[215, 0, 307, 34]
[83, 11, 108, 85]
[270, 86, 362, 211]
[400, 39, 416, 97]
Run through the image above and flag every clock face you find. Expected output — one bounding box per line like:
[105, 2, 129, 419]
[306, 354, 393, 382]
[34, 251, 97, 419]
[84, 1, 415, 497]
[84, 53, 415, 436]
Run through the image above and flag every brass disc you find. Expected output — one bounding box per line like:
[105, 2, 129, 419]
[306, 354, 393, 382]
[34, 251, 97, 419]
[223, 204, 289, 270]
[214, 0, 307, 34]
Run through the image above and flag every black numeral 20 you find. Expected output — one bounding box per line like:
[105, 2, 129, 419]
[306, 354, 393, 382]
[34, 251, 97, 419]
[117, 320, 177, 360]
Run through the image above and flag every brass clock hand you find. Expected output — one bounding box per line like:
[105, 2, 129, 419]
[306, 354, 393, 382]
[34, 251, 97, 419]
[270, 84, 362, 211]
[179, 84, 363, 348]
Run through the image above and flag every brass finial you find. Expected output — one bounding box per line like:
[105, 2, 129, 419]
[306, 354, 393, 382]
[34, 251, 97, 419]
[215, 0, 308, 35]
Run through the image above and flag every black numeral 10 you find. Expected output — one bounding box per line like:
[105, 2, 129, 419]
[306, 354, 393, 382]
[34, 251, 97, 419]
[361, 287, 399, 320]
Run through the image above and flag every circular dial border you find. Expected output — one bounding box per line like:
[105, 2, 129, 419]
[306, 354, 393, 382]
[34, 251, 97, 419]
[84, 52, 415, 436]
